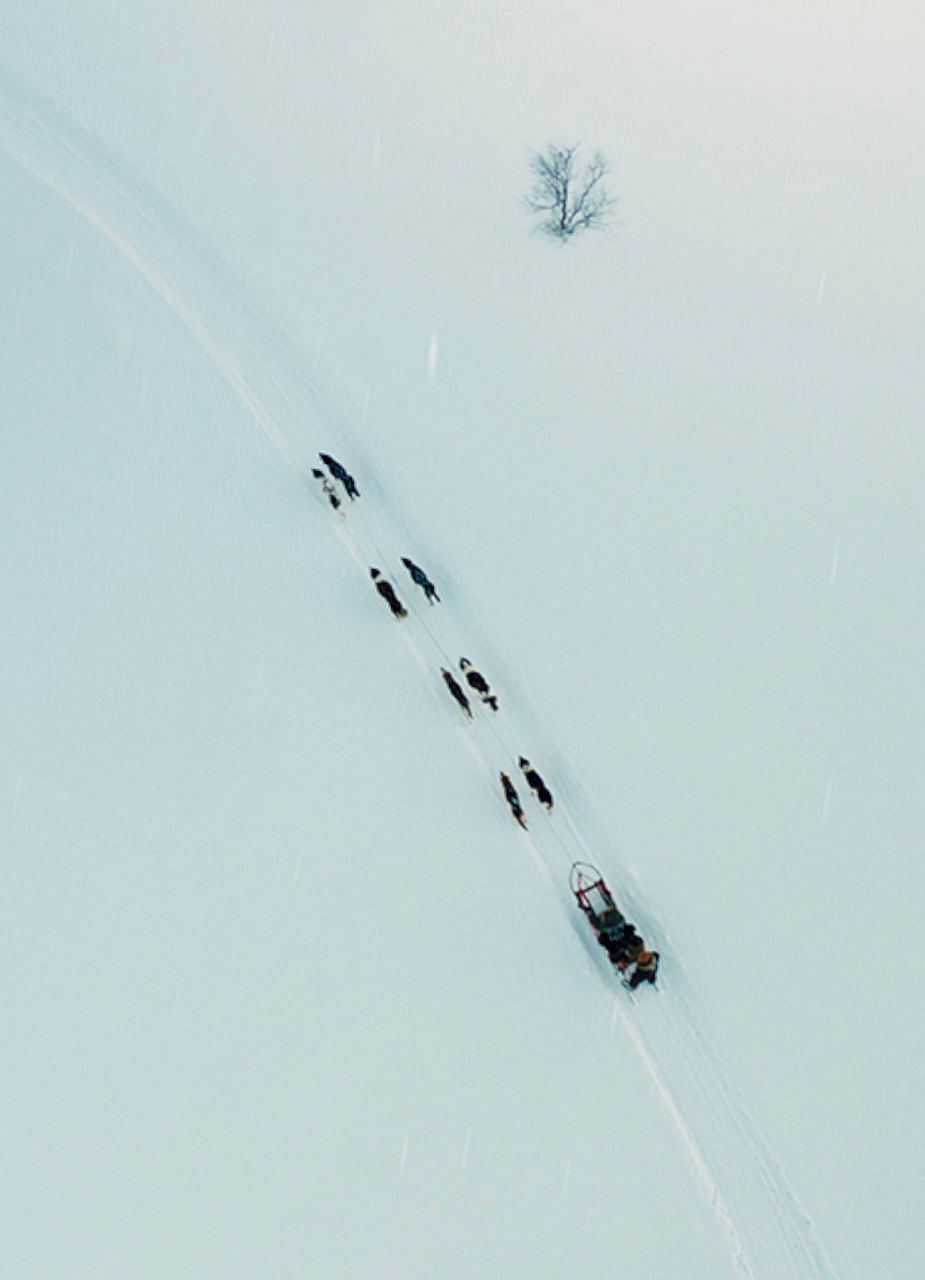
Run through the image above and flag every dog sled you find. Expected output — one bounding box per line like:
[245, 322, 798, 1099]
[570, 862, 659, 989]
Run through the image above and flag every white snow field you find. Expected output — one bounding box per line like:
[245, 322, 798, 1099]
[2, 5, 924, 1279]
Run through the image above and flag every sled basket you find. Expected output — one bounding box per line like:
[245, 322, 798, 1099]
[569, 861, 617, 922]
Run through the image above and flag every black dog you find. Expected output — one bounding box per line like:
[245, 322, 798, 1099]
[500, 772, 527, 828]
[401, 557, 440, 604]
[320, 452, 360, 500]
[441, 668, 472, 718]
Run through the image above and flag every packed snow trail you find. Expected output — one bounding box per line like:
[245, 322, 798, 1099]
[0, 71, 839, 1280]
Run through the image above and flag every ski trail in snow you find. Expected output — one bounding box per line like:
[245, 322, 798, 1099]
[301, 402, 839, 1280]
[341, 479, 844, 1280]
[647, 991, 839, 1279]
[615, 999, 759, 1280]
[0, 74, 839, 1280]
[0, 74, 310, 475]
[815, 270, 827, 309]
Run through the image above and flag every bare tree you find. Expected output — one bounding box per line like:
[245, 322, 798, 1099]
[524, 143, 616, 240]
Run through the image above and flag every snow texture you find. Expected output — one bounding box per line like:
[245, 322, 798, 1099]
[2, 6, 924, 1278]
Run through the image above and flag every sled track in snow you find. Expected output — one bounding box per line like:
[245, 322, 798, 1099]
[0, 72, 840, 1280]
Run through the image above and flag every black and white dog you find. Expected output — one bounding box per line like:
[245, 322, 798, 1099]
[311, 467, 342, 511]
[459, 658, 498, 711]
[518, 756, 553, 810]
[369, 568, 407, 618]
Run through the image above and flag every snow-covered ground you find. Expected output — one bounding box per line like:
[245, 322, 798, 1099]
[2, 5, 924, 1278]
